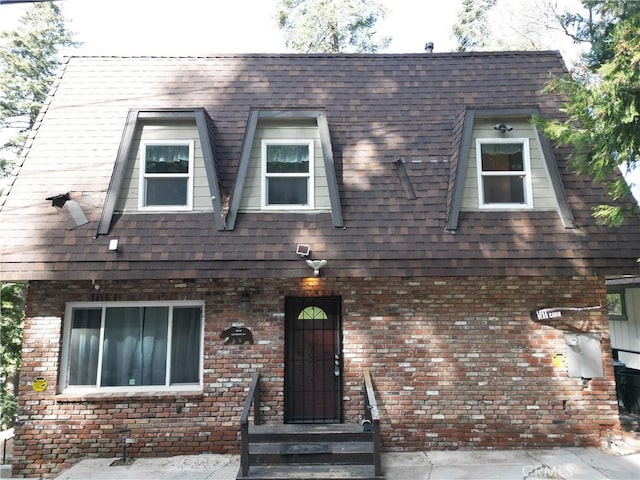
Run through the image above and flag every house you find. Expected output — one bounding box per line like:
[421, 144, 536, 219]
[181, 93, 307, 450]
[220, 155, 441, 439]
[1, 51, 640, 478]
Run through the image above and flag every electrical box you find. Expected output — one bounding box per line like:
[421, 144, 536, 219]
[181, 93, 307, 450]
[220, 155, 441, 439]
[563, 333, 604, 379]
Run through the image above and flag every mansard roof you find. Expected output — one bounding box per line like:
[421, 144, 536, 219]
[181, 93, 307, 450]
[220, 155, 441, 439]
[1, 52, 639, 281]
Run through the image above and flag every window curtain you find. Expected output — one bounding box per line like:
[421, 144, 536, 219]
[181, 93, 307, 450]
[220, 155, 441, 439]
[481, 143, 522, 156]
[170, 307, 201, 384]
[68, 309, 101, 385]
[145, 145, 189, 173]
[481, 143, 524, 173]
[267, 145, 309, 173]
[101, 307, 168, 386]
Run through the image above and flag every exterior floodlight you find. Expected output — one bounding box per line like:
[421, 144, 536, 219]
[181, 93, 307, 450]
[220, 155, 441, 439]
[306, 259, 327, 277]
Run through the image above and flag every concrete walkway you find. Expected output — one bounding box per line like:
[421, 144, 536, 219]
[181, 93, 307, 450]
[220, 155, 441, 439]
[48, 447, 640, 480]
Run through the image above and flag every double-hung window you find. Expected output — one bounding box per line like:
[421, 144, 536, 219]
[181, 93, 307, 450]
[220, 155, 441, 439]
[261, 139, 314, 209]
[476, 138, 532, 208]
[62, 302, 203, 392]
[139, 141, 194, 210]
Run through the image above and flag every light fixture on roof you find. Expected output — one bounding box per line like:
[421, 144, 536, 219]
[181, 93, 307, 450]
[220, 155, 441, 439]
[108, 238, 119, 252]
[296, 244, 311, 258]
[45, 192, 89, 227]
[494, 123, 513, 134]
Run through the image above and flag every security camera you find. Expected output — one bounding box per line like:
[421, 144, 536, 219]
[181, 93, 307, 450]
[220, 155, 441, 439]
[494, 123, 513, 133]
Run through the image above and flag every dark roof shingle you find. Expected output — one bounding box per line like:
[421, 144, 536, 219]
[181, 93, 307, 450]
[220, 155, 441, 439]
[1, 52, 639, 280]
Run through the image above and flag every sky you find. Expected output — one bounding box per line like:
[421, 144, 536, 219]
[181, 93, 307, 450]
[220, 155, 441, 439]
[0, 0, 464, 55]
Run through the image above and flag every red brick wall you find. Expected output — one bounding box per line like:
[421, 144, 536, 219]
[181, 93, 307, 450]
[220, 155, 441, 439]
[13, 276, 619, 477]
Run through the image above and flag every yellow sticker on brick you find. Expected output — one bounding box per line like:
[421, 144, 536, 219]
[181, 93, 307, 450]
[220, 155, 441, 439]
[32, 376, 48, 392]
[552, 353, 567, 368]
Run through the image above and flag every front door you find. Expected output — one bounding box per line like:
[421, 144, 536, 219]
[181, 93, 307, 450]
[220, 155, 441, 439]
[284, 296, 342, 423]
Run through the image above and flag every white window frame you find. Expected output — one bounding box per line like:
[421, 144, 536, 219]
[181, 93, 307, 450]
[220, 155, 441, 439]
[138, 140, 194, 211]
[476, 138, 533, 209]
[261, 139, 315, 210]
[59, 301, 204, 394]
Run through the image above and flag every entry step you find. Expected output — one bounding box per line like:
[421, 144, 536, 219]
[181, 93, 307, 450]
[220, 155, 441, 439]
[236, 464, 382, 480]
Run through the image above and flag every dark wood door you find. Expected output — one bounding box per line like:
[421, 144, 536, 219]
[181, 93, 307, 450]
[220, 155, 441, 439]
[284, 296, 342, 423]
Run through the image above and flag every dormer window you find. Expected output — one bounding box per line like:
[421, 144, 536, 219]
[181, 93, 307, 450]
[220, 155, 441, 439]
[225, 110, 343, 229]
[261, 139, 314, 209]
[476, 138, 532, 208]
[446, 109, 575, 231]
[139, 140, 194, 210]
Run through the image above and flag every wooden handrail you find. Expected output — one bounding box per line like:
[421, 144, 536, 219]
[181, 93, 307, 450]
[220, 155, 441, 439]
[363, 369, 382, 477]
[240, 371, 261, 425]
[240, 372, 261, 477]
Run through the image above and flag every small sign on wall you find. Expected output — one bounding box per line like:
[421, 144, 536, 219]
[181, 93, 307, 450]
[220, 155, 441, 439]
[552, 353, 567, 368]
[531, 308, 562, 321]
[32, 376, 48, 392]
[220, 326, 254, 345]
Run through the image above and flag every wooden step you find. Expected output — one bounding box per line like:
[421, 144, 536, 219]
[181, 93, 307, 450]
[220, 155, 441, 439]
[238, 423, 381, 479]
[236, 464, 382, 480]
[248, 423, 370, 443]
[249, 441, 374, 465]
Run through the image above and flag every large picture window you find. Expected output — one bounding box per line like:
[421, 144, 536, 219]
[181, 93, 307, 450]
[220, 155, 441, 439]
[476, 138, 532, 208]
[261, 139, 314, 209]
[139, 141, 194, 210]
[62, 302, 203, 392]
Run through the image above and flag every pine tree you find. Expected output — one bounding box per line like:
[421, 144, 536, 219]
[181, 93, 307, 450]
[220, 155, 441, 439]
[0, 1, 78, 179]
[542, 1, 640, 224]
[276, 0, 390, 53]
[452, 0, 497, 51]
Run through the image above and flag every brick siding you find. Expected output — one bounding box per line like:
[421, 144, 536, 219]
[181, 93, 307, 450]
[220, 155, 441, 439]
[12, 276, 619, 477]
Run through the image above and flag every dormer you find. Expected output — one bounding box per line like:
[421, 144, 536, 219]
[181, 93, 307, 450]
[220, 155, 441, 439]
[446, 108, 575, 231]
[97, 109, 224, 235]
[225, 110, 343, 230]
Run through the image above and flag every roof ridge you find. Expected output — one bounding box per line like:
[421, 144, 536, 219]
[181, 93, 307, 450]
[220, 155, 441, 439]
[63, 50, 563, 60]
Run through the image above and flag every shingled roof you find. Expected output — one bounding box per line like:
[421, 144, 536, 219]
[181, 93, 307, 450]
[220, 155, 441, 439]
[1, 52, 639, 281]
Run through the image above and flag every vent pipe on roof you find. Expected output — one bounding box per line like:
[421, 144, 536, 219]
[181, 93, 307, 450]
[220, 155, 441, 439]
[425, 42, 434, 53]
